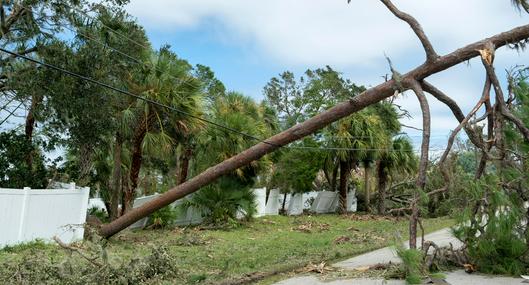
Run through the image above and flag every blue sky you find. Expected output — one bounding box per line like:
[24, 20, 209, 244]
[124, 0, 529, 152]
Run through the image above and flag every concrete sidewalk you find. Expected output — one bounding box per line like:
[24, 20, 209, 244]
[274, 228, 525, 285]
[334, 228, 462, 269]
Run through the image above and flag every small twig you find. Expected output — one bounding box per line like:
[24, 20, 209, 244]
[401, 124, 422, 131]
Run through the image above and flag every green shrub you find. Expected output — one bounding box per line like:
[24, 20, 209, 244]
[394, 244, 424, 284]
[452, 177, 528, 275]
[181, 177, 256, 227]
[148, 205, 177, 228]
[87, 207, 109, 223]
[0, 245, 179, 284]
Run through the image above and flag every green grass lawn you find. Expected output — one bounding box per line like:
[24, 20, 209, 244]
[0, 213, 453, 284]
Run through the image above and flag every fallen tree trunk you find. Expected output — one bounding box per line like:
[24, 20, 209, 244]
[99, 24, 529, 238]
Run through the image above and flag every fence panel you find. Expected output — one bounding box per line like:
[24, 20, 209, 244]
[0, 185, 89, 247]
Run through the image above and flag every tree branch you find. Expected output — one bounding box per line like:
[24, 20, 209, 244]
[406, 79, 430, 189]
[1, 4, 27, 37]
[428, 75, 491, 197]
[422, 80, 487, 151]
[380, 0, 439, 62]
[480, 42, 529, 142]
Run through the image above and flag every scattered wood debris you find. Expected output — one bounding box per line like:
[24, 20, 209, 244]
[302, 262, 335, 274]
[334, 236, 351, 244]
[292, 222, 331, 233]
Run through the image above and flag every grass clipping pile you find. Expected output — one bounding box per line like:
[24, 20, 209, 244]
[0, 235, 179, 285]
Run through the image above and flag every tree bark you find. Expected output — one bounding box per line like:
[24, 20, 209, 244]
[110, 132, 122, 221]
[282, 192, 288, 212]
[365, 164, 371, 213]
[407, 80, 431, 249]
[124, 114, 151, 213]
[339, 159, 350, 214]
[377, 161, 388, 214]
[77, 143, 94, 186]
[331, 162, 338, 192]
[99, 24, 529, 238]
[178, 146, 192, 185]
[23, 94, 42, 173]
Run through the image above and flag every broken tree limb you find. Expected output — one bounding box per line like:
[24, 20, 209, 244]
[422, 80, 486, 151]
[426, 74, 491, 198]
[407, 79, 430, 190]
[99, 24, 529, 238]
[380, 0, 439, 62]
[406, 79, 430, 249]
[480, 42, 529, 142]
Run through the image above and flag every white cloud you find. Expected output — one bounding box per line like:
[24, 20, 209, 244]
[125, 0, 529, 146]
[126, 0, 528, 67]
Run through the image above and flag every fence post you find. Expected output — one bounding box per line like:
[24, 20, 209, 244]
[79, 187, 90, 224]
[70, 182, 76, 190]
[17, 187, 31, 242]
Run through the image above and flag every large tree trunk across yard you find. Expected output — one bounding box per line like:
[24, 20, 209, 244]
[99, 24, 529, 238]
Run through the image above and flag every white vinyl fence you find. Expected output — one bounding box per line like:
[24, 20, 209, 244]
[129, 193, 160, 229]
[0, 184, 90, 247]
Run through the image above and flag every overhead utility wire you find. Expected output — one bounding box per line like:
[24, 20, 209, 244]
[0, 47, 271, 144]
[0, 101, 24, 126]
[0, 48, 436, 153]
[56, 6, 445, 149]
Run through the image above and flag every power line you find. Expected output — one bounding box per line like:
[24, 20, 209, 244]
[1, 48, 447, 154]
[0, 47, 275, 145]
[0, 101, 24, 126]
[39, 6, 452, 152]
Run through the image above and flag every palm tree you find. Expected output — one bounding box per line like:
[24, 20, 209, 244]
[512, 0, 529, 12]
[376, 136, 417, 214]
[184, 92, 273, 224]
[324, 109, 386, 213]
[121, 47, 202, 213]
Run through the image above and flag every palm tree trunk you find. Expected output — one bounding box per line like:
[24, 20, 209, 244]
[178, 147, 192, 184]
[282, 192, 287, 211]
[364, 165, 371, 213]
[124, 117, 149, 213]
[110, 132, 122, 220]
[339, 160, 350, 214]
[125, 137, 143, 213]
[376, 162, 388, 214]
[331, 163, 339, 191]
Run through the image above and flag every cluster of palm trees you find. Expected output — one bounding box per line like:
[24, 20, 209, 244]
[264, 68, 418, 215]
